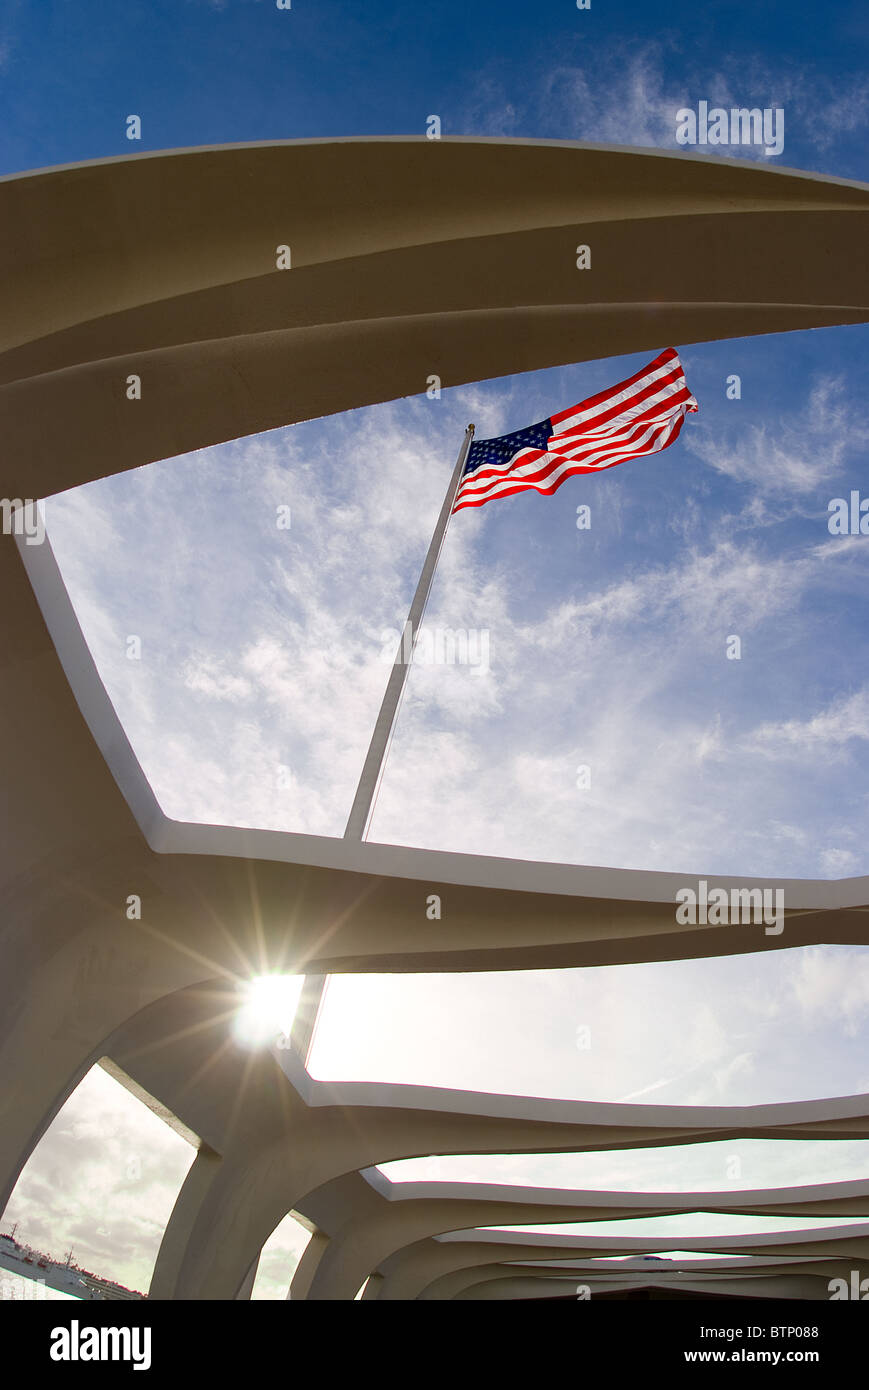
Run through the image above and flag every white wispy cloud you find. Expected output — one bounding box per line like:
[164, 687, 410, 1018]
[685, 375, 869, 500]
[45, 370, 869, 885]
[745, 687, 869, 758]
[460, 40, 869, 167]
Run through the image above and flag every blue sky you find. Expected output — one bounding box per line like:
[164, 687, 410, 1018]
[3, 0, 869, 179]
[6, 0, 869, 1300]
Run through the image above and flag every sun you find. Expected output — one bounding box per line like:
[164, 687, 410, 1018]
[233, 974, 305, 1049]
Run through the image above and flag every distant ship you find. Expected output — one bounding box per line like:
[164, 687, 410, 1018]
[0, 1232, 143, 1300]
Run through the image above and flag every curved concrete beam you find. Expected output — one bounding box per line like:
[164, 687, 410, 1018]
[287, 1232, 330, 1301]
[7, 515, 868, 1223]
[5, 147, 869, 1225]
[457, 1270, 834, 1300]
[6, 138, 869, 1298]
[17, 526, 869, 947]
[6, 137, 869, 974]
[5, 139, 869, 498]
[302, 1175, 869, 1299]
[388, 1226, 869, 1300]
[3, 511, 868, 1217]
[96, 981, 869, 1298]
[418, 1256, 831, 1301]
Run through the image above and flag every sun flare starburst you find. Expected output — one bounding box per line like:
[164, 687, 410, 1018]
[233, 974, 305, 1049]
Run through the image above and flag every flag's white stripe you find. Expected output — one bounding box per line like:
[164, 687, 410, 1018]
[457, 444, 669, 509]
[457, 411, 683, 500]
[453, 442, 656, 514]
[460, 445, 548, 486]
[457, 418, 681, 506]
[553, 358, 689, 434]
[460, 380, 692, 489]
[452, 350, 696, 512]
[458, 407, 679, 489]
[456, 413, 682, 505]
[551, 406, 690, 458]
[554, 378, 695, 441]
[552, 366, 673, 433]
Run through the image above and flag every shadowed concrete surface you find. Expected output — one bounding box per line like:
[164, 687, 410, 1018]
[378, 1227, 869, 1300]
[417, 1255, 853, 1301]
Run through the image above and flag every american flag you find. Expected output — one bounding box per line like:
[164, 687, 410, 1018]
[452, 347, 698, 514]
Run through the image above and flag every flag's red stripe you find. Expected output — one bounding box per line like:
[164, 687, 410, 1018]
[552, 366, 685, 439]
[459, 370, 692, 491]
[452, 349, 695, 514]
[549, 347, 680, 427]
[458, 411, 680, 495]
[552, 374, 694, 441]
[453, 413, 688, 512]
[456, 413, 686, 505]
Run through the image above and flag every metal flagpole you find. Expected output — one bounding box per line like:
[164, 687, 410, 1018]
[344, 420, 476, 841]
[289, 423, 476, 1060]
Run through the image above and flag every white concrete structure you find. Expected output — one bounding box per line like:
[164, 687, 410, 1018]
[3, 137, 869, 1297]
